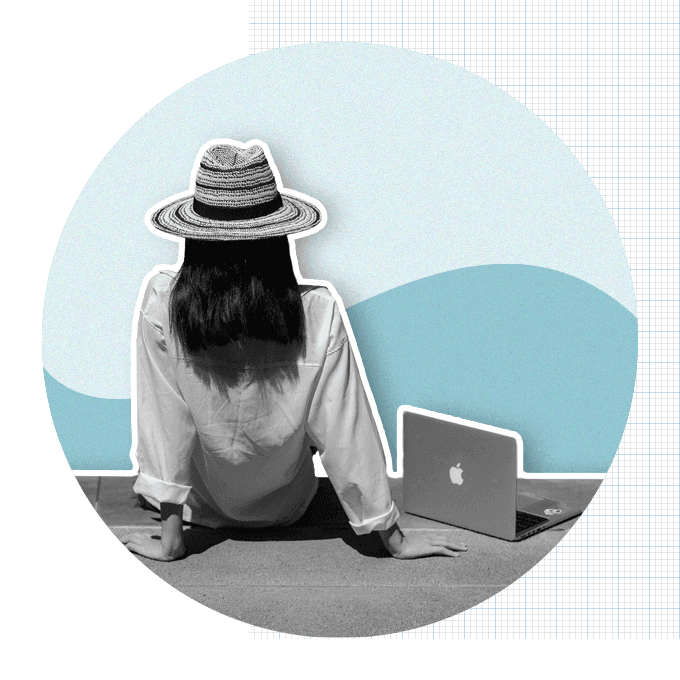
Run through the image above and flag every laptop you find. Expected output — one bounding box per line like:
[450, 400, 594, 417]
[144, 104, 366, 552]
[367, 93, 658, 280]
[400, 406, 582, 541]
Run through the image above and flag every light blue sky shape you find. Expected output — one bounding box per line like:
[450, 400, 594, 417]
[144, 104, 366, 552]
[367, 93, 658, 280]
[42, 43, 635, 399]
[44, 265, 637, 474]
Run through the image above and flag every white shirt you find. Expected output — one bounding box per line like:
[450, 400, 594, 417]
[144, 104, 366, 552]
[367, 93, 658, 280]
[132, 271, 399, 534]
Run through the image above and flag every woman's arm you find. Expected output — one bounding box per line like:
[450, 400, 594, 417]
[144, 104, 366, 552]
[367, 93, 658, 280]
[124, 283, 195, 562]
[120, 503, 186, 561]
[306, 297, 469, 558]
[160, 503, 186, 558]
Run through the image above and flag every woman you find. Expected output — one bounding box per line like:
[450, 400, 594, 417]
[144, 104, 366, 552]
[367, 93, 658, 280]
[122, 140, 468, 561]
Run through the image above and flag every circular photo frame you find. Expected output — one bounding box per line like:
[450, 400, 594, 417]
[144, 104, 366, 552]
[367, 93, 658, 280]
[42, 43, 637, 636]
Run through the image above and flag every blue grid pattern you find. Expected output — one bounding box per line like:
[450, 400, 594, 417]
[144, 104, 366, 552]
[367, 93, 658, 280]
[249, 0, 680, 638]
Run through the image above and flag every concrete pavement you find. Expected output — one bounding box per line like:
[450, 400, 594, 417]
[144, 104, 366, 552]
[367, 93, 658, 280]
[78, 475, 600, 637]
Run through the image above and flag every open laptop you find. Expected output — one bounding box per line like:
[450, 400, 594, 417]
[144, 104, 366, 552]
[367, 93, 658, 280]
[401, 406, 582, 541]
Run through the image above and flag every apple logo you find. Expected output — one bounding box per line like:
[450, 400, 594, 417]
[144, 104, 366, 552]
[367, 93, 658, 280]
[449, 463, 463, 485]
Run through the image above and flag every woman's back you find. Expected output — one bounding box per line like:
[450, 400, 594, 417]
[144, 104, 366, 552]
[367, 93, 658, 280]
[135, 270, 396, 529]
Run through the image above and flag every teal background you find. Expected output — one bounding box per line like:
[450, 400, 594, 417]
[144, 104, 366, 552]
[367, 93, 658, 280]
[44, 369, 131, 471]
[348, 265, 637, 474]
[44, 265, 637, 473]
[10, 0, 677, 678]
[42, 43, 636, 403]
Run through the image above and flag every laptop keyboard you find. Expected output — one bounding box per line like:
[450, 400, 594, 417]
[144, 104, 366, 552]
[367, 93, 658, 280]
[516, 510, 549, 534]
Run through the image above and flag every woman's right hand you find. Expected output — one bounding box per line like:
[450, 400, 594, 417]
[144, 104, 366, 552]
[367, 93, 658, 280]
[378, 523, 468, 559]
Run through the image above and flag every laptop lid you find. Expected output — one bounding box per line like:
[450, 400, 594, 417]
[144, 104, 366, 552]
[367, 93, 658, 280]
[401, 407, 521, 540]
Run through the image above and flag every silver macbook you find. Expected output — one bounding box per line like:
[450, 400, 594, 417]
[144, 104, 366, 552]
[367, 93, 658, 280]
[400, 406, 582, 541]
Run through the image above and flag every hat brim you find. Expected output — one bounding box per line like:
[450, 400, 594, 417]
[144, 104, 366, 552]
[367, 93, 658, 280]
[150, 192, 322, 240]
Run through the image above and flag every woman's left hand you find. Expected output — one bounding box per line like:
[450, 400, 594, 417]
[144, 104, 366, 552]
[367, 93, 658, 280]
[120, 531, 186, 561]
[378, 523, 468, 559]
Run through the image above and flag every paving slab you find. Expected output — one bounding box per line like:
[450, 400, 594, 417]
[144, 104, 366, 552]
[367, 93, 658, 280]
[517, 478, 602, 511]
[76, 476, 99, 508]
[82, 474, 601, 636]
[108, 522, 573, 589]
[93, 476, 160, 527]
[80, 475, 601, 532]
[175, 585, 502, 638]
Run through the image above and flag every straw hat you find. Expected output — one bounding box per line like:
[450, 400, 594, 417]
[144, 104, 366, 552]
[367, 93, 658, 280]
[148, 140, 325, 240]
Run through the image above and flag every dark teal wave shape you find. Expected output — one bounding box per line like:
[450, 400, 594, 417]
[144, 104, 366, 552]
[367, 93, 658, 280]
[44, 265, 637, 473]
[346, 265, 637, 474]
[43, 369, 132, 470]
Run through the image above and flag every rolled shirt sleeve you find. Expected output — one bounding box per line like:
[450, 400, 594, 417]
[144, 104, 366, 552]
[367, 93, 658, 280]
[132, 297, 197, 506]
[306, 301, 399, 535]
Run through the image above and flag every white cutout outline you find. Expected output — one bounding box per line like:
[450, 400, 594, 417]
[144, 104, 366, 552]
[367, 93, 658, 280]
[74, 139, 397, 478]
[397, 404, 606, 480]
[71, 139, 607, 482]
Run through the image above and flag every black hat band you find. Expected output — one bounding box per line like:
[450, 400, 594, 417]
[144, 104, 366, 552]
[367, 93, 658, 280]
[192, 193, 284, 221]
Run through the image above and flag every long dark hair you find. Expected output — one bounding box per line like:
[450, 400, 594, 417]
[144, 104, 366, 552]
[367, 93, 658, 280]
[169, 237, 306, 357]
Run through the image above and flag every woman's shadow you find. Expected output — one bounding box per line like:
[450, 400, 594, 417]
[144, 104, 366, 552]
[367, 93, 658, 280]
[137, 478, 391, 560]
